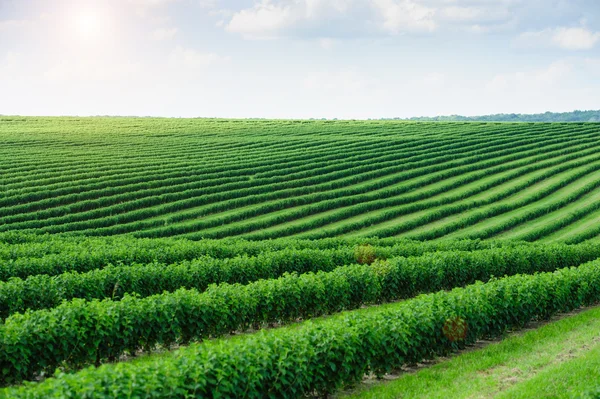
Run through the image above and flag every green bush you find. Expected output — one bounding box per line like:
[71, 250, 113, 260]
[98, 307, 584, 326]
[0, 242, 597, 384]
[5, 254, 600, 398]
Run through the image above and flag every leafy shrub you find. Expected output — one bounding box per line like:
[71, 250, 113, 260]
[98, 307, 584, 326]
[355, 244, 377, 264]
[5, 256, 600, 398]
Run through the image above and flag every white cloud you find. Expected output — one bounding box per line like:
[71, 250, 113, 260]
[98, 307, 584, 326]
[127, 0, 178, 6]
[486, 60, 572, 92]
[318, 37, 337, 49]
[152, 27, 179, 40]
[224, 0, 520, 39]
[372, 0, 436, 34]
[43, 59, 144, 83]
[198, 0, 220, 8]
[552, 27, 600, 50]
[517, 26, 600, 51]
[226, 2, 296, 39]
[304, 67, 379, 93]
[0, 52, 21, 77]
[440, 6, 483, 22]
[0, 19, 29, 31]
[422, 72, 445, 86]
[584, 58, 600, 71]
[168, 46, 230, 70]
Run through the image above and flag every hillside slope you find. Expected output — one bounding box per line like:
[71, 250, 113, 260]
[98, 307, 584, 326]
[2, 117, 600, 242]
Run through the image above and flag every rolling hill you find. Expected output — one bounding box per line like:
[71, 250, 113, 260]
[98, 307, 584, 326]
[2, 116, 600, 243]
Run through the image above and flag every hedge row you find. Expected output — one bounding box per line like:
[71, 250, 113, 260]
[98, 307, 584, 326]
[137, 135, 600, 239]
[2, 241, 588, 318]
[2, 134, 411, 190]
[304, 149, 600, 240]
[513, 197, 600, 241]
[0, 133, 489, 220]
[3, 137, 347, 189]
[0, 247, 358, 318]
[367, 155, 600, 240]
[1, 242, 597, 383]
[412, 162, 600, 241]
[5, 252, 600, 397]
[0, 134, 285, 183]
[0, 137, 408, 217]
[2, 134, 368, 192]
[565, 224, 600, 244]
[452, 176, 600, 241]
[0, 235, 504, 280]
[5, 131, 582, 234]
[224, 145, 600, 241]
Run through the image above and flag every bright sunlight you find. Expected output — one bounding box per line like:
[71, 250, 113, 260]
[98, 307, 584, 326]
[70, 7, 108, 41]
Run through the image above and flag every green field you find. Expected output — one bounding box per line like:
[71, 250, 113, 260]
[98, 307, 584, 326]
[2, 117, 600, 241]
[2, 117, 600, 398]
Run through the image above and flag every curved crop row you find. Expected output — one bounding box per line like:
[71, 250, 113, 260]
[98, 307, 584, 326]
[0, 132, 493, 221]
[0, 137, 384, 202]
[36, 130, 597, 237]
[3, 125, 589, 232]
[1, 242, 597, 384]
[0, 235, 505, 281]
[406, 162, 600, 241]
[210, 143, 600, 240]
[4, 250, 600, 396]
[3, 241, 591, 318]
[297, 148, 600, 239]
[0, 138, 398, 212]
[135, 132, 600, 239]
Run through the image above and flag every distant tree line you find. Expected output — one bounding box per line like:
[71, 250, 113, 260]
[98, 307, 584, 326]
[390, 110, 600, 122]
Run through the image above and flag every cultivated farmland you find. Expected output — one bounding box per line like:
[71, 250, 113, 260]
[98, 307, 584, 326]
[3, 117, 600, 242]
[2, 117, 600, 398]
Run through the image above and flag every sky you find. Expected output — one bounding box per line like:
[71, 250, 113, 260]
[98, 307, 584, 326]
[0, 0, 599, 119]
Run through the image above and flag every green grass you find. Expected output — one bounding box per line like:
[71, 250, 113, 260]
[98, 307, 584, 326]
[495, 186, 600, 241]
[439, 166, 600, 240]
[343, 152, 600, 239]
[267, 151, 580, 239]
[340, 305, 600, 399]
[541, 206, 600, 243]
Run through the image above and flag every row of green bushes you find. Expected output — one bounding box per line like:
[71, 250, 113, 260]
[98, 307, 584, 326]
[0, 247, 358, 318]
[409, 160, 600, 241]
[3, 131, 580, 233]
[60, 132, 599, 238]
[0, 137, 413, 217]
[5, 250, 600, 397]
[303, 149, 600, 240]
[221, 144, 600, 241]
[565, 224, 600, 244]
[462, 177, 600, 241]
[1, 242, 597, 383]
[0, 235, 500, 280]
[2, 242, 589, 318]
[0, 136, 408, 215]
[90, 135, 587, 238]
[2, 131, 537, 232]
[135, 134, 598, 239]
[3, 132, 361, 189]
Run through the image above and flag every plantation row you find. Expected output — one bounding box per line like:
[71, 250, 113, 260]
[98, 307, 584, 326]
[1, 240, 595, 318]
[4, 248, 600, 397]
[2, 125, 567, 229]
[2, 121, 489, 191]
[3, 118, 600, 241]
[7, 138, 600, 239]
[0, 234, 506, 280]
[1, 241, 597, 384]
[223, 146, 600, 241]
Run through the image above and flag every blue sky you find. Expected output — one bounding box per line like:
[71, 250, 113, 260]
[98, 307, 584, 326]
[0, 0, 599, 118]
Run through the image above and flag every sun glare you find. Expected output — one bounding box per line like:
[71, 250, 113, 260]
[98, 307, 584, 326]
[71, 8, 108, 41]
